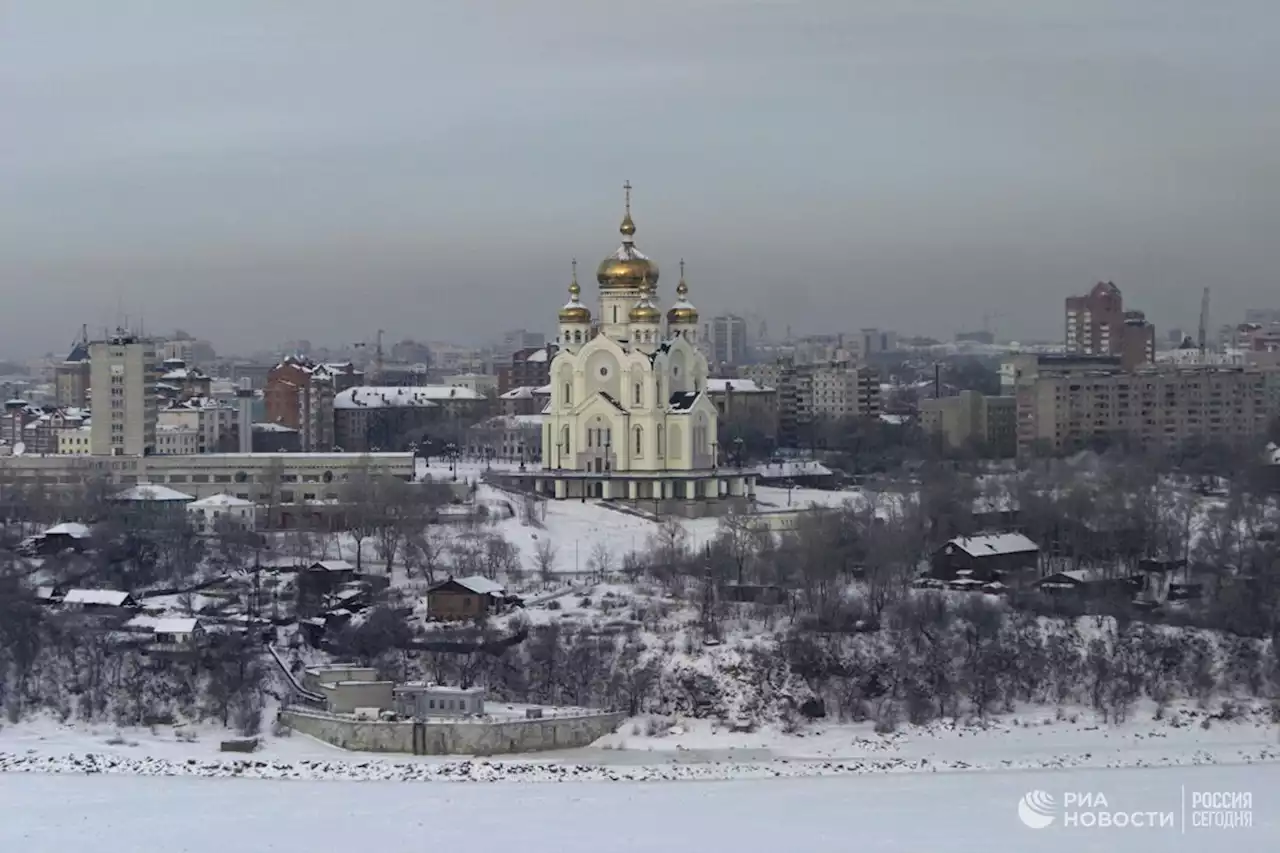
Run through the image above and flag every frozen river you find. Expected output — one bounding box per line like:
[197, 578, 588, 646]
[2, 762, 1277, 852]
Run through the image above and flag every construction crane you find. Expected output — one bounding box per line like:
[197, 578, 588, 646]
[1198, 287, 1210, 356]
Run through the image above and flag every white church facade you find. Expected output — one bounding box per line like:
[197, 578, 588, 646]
[523, 184, 755, 508]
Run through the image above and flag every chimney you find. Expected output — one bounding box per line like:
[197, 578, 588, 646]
[236, 379, 254, 454]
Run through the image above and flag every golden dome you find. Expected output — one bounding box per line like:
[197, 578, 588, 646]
[666, 259, 699, 325]
[629, 283, 661, 324]
[597, 181, 659, 291]
[559, 260, 592, 324]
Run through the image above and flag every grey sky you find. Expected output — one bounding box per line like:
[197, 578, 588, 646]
[2, 1, 1278, 357]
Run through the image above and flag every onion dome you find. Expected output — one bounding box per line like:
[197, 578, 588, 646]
[666, 259, 699, 325]
[596, 181, 659, 291]
[559, 260, 592, 324]
[629, 281, 661, 324]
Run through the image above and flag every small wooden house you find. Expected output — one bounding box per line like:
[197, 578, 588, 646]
[931, 533, 1040, 583]
[425, 575, 505, 621]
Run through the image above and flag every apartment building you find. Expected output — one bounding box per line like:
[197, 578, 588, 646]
[89, 331, 159, 456]
[740, 359, 880, 447]
[709, 314, 749, 367]
[158, 397, 237, 453]
[264, 357, 363, 452]
[705, 378, 779, 444]
[920, 391, 1017, 457]
[1016, 364, 1280, 456]
[1064, 281, 1155, 369]
[496, 344, 557, 396]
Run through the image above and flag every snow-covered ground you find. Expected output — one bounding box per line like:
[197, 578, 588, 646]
[3, 764, 1276, 852]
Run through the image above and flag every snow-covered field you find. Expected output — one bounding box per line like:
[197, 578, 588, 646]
[3, 764, 1276, 852]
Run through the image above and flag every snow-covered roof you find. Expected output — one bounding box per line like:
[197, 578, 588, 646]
[188, 493, 255, 508]
[309, 559, 355, 572]
[44, 521, 91, 538]
[253, 422, 297, 432]
[63, 589, 131, 606]
[946, 533, 1039, 558]
[705, 378, 771, 393]
[533, 383, 552, 394]
[880, 414, 909, 426]
[127, 615, 200, 634]
[334, 386, 481, 409]
[525, 349, 549, 363]
[112, 485, 195, 502]
[473, 414, 543, 430]
[500, 386, 535, 399]
[443, 575, 505, 596]
[611, 243, 649, 261]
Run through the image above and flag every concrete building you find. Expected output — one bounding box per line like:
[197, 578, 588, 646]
[394, 684, 485, 717]
[466, 414, 542, 462]
[920, 390, 1017, 457]
[1064, 281, 1156, 369]
[154, 423, 200, 455]
[859, 328, 898, 356]
[0, 451, 414, 501]
[89, 330, 159, 456]
[708, 314, 749, 367]
[498, 385, 551, 416]
[264, 357, 363, 451]
[186, 493, 256, 533]
[4, 403, 88, 455]
[333, 385, 485, 451]
[705, 378, 779, 444]
[156, 360, 212, 403]
[158, 397, 237, 453]
[54, 341, 90, 409]
[740, 359, 880, 447]
[444, 372, 499, 397]
[1016, 363, 1280, 456]
[57, 425, 92, 455]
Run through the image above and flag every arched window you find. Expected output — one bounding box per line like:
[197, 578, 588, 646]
[574, 330, 582, 343]
[657, 424, 665, 456]
[633, 382, 642, 405]
[634, 425, 643, 457]
[561, 425, 570, 455]
[612, 306, 618, 324]
[563, 382, 571, 405]
[587, 428, 593, 448]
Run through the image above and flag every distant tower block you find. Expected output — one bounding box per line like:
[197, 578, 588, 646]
[236, 379, 254, 454]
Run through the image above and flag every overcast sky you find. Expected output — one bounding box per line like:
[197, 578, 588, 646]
[2, 1, 1278, 357]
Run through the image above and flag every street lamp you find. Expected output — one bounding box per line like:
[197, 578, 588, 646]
[445, 442, 459, 482]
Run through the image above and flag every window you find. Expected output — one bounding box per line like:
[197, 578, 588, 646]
[612, 306, 618, 323]
[634, 425, 643, 456]
[634, 383, 641, 405]
[657, 424, 665, 456]
[563, 382, 571, 405]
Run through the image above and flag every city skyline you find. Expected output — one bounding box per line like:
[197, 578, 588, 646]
[3, 1, 1278, 356]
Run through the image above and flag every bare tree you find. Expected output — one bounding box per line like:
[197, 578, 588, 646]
[587, 541, 615, 580]
[532, 537, 558, 586]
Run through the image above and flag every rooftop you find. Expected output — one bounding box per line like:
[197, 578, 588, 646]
[335, 386, 481, 409]
[112, 484, 196, 502]
[945, 533, 1039, 558]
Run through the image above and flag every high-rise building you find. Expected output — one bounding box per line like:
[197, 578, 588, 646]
[54, 340, 91, 409]
[89, 330, 160, 456]
[740, 358, 880, 447]
[709, 314, 749, 366]
[264, 356, 363, 452]
[1064, 281, 1155, 369]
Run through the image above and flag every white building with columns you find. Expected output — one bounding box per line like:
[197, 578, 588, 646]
[525, 185, 755, 507]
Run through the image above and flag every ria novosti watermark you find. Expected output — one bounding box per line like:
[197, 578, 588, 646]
[1017, 788, 1253, 831]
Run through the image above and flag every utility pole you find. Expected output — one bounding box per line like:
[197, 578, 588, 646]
[1198, 287, 1210, 357]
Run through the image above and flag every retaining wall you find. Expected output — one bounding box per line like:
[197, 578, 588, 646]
[280, 707, 626, 755]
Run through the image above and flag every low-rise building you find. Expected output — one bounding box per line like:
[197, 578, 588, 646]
[187, 493, 256, 533]
[393, 684, 485, 718]
[466, 414, 542, 462]
[57, 425, 93, 455]
[930, 533, 1040, 584]
[155, 423, 200, 455]
[425, 576, 505, 621]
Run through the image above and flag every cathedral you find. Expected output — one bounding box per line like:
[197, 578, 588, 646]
[524, 184, 755, 509]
